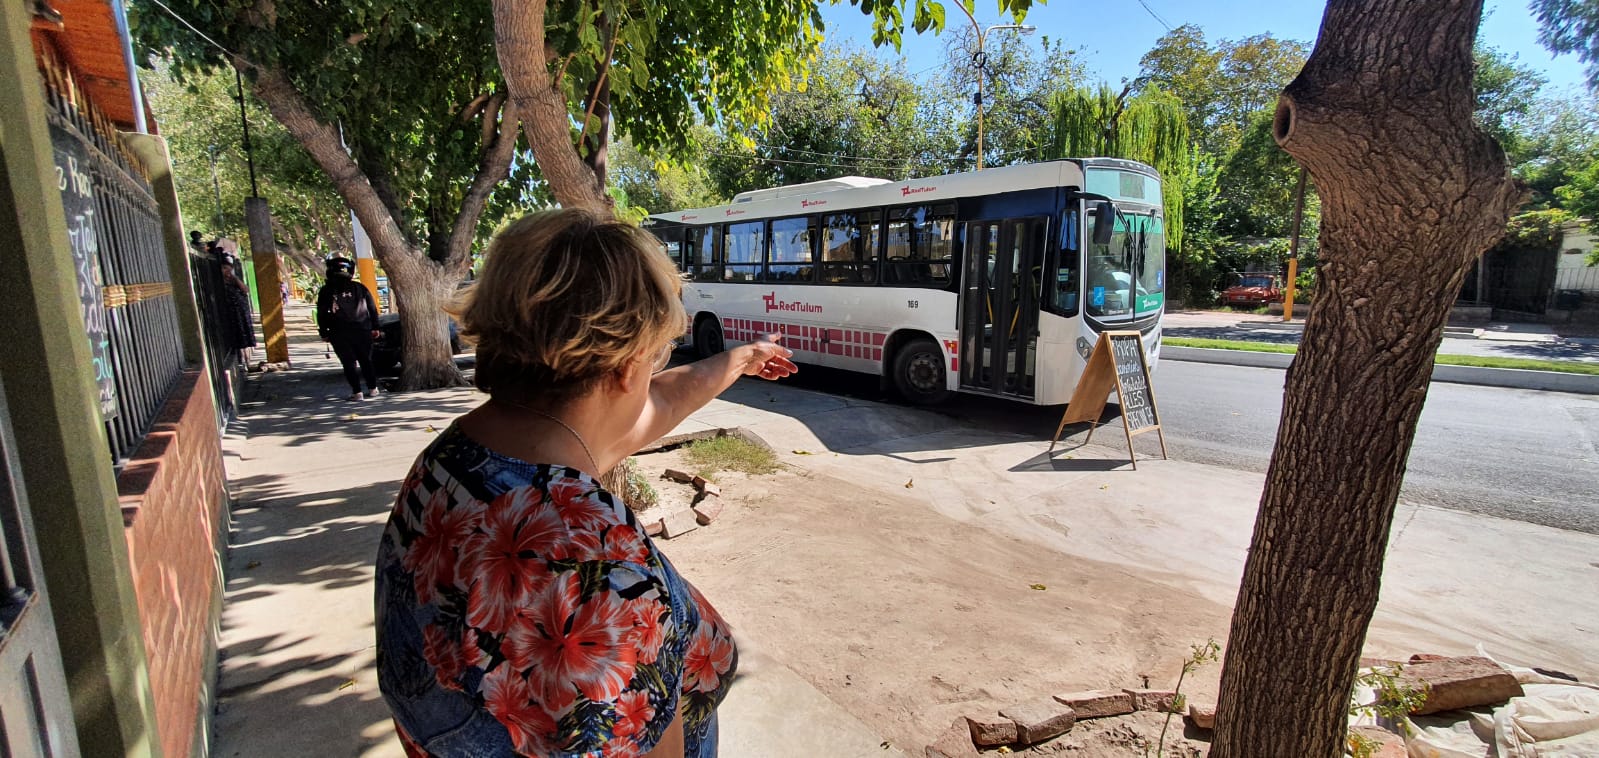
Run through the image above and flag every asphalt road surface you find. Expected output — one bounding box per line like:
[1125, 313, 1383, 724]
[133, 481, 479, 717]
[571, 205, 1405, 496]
[760, 356, 1599, 534]
[1147, 361, 1599, 534]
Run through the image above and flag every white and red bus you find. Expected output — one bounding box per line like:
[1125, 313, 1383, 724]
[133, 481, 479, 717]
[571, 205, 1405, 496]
[644, 158, 1167, 405]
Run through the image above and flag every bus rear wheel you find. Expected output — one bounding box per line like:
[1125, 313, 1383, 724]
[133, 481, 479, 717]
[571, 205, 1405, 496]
[694, 317, 725, 359]
[892, 338, 951, 405]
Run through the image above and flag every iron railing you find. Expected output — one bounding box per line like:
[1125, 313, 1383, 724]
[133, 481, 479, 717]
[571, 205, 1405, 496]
[39, 47, 185, 466]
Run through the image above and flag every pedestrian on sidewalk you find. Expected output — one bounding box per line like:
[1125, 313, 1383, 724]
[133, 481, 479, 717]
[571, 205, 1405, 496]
[316, 256, 381, 400]
[375, 208, 796, 758]
[216, 250, 257, 368]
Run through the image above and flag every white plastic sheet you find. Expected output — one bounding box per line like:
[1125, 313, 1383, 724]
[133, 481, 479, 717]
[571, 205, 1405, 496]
[1362, 648, 1599, 758]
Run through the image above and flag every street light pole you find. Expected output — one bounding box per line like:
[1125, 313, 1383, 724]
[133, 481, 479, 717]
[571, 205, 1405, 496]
[951, 7, 1034, 170]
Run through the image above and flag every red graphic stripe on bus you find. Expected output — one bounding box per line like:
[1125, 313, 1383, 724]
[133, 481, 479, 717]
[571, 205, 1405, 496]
[722, 317, 884, 361]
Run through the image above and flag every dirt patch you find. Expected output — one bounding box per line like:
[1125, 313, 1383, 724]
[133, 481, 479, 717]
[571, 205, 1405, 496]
[1020, 711, 1210, 756]
[630, 449, 1228, 754]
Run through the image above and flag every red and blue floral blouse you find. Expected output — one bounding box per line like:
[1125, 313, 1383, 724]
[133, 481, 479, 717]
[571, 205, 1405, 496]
[376, 424, 737, 757]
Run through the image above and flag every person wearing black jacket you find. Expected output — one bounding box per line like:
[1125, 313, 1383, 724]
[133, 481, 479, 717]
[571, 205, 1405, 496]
[316, 257, 382, 400]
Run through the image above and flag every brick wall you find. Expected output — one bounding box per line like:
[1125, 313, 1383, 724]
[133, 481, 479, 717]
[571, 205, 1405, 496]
[118, 370, 227, 758]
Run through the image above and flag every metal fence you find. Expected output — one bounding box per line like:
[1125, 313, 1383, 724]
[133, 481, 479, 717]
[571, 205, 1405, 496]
[1555, 265, 1599, 295]
[39, 49, 185, 466]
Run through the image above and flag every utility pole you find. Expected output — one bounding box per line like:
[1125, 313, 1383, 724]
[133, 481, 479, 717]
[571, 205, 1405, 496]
[949, 7, 1034, 170]
[1283, 168, 1307, 322]
[233, 66, 288, 364]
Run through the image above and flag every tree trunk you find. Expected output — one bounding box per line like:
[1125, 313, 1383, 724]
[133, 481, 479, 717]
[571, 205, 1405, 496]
[1210, 2, 1524, 756]
[492, 0, 612, 215]
[386, 255, 467, 390]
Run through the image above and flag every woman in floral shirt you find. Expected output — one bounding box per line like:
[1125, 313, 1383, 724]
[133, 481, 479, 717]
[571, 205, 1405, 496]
[376, 209, 795, 757]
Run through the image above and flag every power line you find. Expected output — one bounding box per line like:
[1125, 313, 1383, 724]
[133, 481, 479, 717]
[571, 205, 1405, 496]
[142, 0, 253, 65]
[753, 143, 940, 166]
[1134, 0, 1174, 32]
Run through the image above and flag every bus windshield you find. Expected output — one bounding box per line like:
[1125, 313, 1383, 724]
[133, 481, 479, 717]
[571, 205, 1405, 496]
[1085, 210, 1165, 321]
[1087, 211, 1164, 321]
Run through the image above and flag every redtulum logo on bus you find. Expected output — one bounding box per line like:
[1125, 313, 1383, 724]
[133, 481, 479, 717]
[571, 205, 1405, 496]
[678, 213, 698, 221]
[900, 185, 936, 197]
[725, 208, 746, 217]
[801, 199, 827, 208]
[762, 292, 823, 314]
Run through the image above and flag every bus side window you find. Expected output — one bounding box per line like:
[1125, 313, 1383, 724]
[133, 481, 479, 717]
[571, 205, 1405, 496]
[887, 203, 955, 288]
[690, 226, 720, 282]
[769, 216, 816, 283]
[722, 221, 763, 283]
[1051, 209, 1080, 315]
[821, 211, 880, 285]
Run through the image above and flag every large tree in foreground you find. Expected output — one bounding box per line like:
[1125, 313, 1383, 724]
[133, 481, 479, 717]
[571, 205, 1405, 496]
[135, 2, 522, 390]
[1210, 1, 1523, 754]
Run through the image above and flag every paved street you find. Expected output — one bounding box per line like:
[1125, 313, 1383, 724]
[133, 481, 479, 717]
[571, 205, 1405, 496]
[1150, 361, 1599, 534]
[772, 357, 1599, 534]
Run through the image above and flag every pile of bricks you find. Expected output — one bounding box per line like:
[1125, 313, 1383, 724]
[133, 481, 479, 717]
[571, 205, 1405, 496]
[640, 468, 722, 539]
[928, 654, 1538, 756]
[928, 688, 1202, 756]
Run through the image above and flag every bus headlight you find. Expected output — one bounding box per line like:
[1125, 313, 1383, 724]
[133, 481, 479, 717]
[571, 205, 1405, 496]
[1076, 337, 1093, 359]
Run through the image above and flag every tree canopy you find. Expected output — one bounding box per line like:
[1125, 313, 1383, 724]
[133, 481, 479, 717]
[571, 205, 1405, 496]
[1047, 84, 1190, 250]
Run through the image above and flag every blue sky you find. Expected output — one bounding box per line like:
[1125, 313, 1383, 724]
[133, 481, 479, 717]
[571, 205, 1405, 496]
[819, 0, 1592, 96]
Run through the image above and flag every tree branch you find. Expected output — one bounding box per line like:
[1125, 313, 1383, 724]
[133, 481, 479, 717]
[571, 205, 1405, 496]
[240, 59, 414, 262]
[457, 92, 493, 125]
[493, 0, 610, 213]
[445, 99, 521, 268]
[575, 15, 620, 153]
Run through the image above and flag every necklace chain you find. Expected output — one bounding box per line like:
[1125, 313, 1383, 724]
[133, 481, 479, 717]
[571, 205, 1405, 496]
[496, 399, 600, 476]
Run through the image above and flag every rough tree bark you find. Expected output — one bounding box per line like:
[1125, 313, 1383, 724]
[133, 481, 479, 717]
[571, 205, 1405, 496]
[240, 62, 520, 390]
[492, 0, 612, 214]
[1210, 1, 1524, 755]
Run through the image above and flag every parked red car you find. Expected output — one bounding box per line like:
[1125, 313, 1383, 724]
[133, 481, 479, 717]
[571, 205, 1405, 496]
[1221, 274, 1282, 307]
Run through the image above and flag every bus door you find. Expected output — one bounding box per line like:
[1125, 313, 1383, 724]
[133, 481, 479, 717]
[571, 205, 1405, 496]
[960, 216, 1048, 398]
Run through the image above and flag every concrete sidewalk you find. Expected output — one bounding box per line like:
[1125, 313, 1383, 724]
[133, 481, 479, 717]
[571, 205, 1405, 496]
[211, 302, 1598, 756]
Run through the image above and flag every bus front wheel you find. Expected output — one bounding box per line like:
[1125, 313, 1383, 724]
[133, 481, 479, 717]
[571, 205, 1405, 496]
[892, 338, 951, 405]
[694, 317, 725, 359]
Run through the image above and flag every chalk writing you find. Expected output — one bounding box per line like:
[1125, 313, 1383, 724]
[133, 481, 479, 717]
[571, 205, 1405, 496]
[1109, 334, 1156, 431]
[51, 126, 118, 419]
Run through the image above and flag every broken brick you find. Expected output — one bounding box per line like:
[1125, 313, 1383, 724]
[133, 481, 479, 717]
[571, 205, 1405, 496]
[1395, 656, 1523, 715]
[662, 468, 694, 483]
[925, 719, 980, 758]
[1187, 702, 1215, 730]
[660, 509, 700, 539]
[999, 698, 1075, 745]
[1052, 690, 1133, 720]
[692, 500, 723, 526]
[1124, 689, 1181, 713]
[963, 714, 1016, 747]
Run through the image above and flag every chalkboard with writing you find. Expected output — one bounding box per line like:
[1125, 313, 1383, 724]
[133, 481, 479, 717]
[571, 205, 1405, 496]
[1049, 330, 1165, 468]
[50, 125, 119, 419]
[1109, 333, 1158, 431]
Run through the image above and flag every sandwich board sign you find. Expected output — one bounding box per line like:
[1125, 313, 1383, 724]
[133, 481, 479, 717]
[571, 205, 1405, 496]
[1048, 331, 1168, 469]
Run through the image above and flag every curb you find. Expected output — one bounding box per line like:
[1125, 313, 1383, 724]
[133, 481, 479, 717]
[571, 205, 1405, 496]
[1163, 346, 1599, 395]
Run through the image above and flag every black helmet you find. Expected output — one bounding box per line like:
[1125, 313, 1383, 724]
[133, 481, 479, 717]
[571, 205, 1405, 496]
[326, 257, 355, 277]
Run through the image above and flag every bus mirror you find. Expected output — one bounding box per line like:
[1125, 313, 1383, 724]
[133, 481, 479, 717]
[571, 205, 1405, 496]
[1092, 201, 1117, 246]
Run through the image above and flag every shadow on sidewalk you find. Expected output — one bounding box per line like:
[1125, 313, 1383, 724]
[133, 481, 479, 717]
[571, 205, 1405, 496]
[215, 473, 405, 756]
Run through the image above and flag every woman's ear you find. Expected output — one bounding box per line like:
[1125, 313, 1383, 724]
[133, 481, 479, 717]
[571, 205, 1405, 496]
[611, 354, 647, 396]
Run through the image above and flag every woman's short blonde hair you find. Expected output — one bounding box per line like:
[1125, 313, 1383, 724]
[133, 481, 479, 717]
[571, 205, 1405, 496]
[456, 209, 684, 403]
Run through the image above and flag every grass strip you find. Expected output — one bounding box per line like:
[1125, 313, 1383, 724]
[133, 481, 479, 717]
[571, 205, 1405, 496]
[684, 435, 779, 480]
[1164, 337, 1599, 375]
